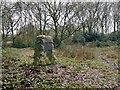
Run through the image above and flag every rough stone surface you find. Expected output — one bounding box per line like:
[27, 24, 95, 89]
[33, 35, 56, 65]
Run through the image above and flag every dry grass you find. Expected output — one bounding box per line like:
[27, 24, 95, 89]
[100, 47, 119, 60]
[55, 44, 95, 60]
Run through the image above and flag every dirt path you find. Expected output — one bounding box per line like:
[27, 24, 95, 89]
[99, 55, 118, 71]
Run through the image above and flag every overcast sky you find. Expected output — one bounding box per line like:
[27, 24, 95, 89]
[3, 0, 120, 2]
[2, 0, 118, 34]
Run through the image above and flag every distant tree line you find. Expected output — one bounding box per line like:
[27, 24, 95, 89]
[1, 1, 120, 48]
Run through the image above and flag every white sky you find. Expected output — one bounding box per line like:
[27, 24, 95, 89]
[2, 0, 118, 33]
[2, 0, 120, 2]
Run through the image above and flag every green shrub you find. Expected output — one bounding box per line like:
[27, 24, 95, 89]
[27, 41, 35, 48]
[53, 36, 61, 48]
[108, 32, 119, 41]
[14, 38, 26, 48]
[62, 36, 73, 45]
[72, 32, 85, 45]
[94, 40, 112, 47]
[83, 32, 100, 42]
[94, 40, 102, 47]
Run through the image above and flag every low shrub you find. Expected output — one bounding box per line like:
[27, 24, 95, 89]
[87, 40, 117, 48]
[13, 37, 35, 48]
[53, 36, 61, 48]
[14, 38, 27, 48]
[83, 32, 100, 42]
[72, 33, 84, 42]
[55, 44, 95, 60]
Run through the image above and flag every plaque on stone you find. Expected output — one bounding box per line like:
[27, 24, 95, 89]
[44, 42, 52, 52]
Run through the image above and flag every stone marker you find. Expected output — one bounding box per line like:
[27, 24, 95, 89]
[33, 35, 56, 65]
[43, 36, 56, 64]
[33, 35, 44, 65]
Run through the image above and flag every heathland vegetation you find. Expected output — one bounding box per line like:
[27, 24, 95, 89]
[1, 1, 120, 89]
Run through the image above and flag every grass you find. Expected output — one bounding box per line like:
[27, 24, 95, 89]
[55, 44, 95, 60]
[98, 46, 119, 59]
[3, 48, 34, 66]
[94, 46, 119, 65]
[2, 45, 119, 89]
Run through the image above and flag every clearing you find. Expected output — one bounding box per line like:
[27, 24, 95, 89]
[2, 46, 119, 89]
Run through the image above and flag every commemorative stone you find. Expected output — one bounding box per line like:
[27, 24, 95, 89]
[33, 35, 56, 65]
